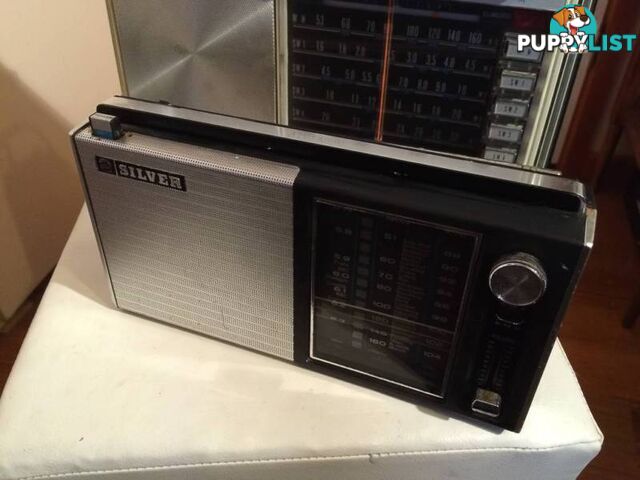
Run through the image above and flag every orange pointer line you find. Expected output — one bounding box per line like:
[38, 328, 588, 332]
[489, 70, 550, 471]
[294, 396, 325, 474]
[375, 0, 394, 142]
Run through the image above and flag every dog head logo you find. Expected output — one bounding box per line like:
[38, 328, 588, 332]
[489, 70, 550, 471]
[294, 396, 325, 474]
[550, 4, 597, 53]
[553, 6, 590, 35]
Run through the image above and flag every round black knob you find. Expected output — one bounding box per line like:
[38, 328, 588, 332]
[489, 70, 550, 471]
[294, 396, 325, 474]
[488, 253, 547, 307]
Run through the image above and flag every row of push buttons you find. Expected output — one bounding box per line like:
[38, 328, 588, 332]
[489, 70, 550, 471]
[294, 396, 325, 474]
[484, 33, 543, 164]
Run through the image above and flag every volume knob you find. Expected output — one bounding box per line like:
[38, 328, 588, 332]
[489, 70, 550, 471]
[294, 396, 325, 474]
[488, 253, 547, 307]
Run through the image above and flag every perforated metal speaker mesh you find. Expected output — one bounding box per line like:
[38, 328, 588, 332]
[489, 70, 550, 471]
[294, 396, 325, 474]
[75, 128, 298, 360]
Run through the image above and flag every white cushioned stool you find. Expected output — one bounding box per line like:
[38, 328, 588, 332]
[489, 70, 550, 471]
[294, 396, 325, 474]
[0, 207, 603, 480]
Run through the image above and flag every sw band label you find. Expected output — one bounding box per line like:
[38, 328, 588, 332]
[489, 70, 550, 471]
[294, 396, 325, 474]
[96, 157, 186, 192]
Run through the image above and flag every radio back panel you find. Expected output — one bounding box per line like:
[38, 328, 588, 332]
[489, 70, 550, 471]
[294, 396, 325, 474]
[72, 97, 595, 432]
[108, 0, 593, 168]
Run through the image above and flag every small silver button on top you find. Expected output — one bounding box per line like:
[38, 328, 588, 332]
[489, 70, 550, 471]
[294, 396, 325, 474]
[89, 113, 123, 140]
[489, 253, 547, 307]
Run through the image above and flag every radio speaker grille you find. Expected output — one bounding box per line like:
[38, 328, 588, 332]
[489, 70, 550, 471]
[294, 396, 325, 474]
[75, 128, 298, 360]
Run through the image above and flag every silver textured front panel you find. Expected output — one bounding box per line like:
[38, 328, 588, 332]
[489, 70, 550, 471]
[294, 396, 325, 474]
[74, 127, 299, 360]
[109, 0, 276, 122]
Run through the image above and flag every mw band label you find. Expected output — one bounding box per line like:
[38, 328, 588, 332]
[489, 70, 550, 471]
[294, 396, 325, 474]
[96, 157, 186, 192]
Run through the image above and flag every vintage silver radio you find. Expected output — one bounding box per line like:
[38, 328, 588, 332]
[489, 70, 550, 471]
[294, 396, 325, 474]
[72, 97, 595, 431]
[107, 0, 595, 168]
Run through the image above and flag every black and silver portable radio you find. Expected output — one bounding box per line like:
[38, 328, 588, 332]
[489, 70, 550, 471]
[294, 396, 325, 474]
[107, 0, 596, 168]
[72, 96, 595, 432]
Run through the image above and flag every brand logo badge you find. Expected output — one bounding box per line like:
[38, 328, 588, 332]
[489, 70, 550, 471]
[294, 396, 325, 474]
[96, 157, 186, 192]
[518, 4, 636, 55]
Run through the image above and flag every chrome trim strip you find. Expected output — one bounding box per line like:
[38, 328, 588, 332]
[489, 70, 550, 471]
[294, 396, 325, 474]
[534, 53, 576, 167]
[275, 0, 289, 125]
[105, 0, 128, 96]
[101, 96, 589, 205]
[68, 123, 119, 308]
[585, 207, 597, 248]
[539, 0, 598, 167]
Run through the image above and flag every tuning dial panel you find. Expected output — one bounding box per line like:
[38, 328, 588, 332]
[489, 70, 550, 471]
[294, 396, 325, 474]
[488, 253, 547, 307]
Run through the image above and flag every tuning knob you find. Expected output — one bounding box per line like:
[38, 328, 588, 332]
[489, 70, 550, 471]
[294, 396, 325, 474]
[488, 253, 547, 307]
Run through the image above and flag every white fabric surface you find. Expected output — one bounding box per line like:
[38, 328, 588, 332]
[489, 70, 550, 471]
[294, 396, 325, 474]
[0, 206, 603, 480]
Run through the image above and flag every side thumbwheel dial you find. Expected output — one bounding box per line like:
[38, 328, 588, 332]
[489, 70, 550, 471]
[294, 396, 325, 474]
[488, 253, 547, 307]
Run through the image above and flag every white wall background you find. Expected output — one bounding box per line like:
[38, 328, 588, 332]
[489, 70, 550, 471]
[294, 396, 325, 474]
[0, 0, 120, 320]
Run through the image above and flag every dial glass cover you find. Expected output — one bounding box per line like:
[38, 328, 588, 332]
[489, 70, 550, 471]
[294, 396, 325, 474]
[310, 199, 479, 397]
